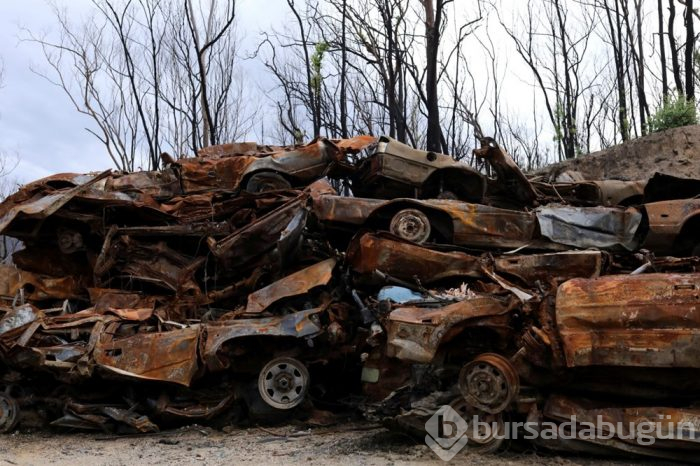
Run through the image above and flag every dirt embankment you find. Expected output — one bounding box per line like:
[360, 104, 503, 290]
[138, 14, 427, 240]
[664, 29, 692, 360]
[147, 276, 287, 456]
[534, 125, 700, 181]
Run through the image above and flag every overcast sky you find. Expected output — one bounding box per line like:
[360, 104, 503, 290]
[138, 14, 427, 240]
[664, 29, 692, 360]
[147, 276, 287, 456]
[0, 0, 291, 183]
[0, 0, 630, 184]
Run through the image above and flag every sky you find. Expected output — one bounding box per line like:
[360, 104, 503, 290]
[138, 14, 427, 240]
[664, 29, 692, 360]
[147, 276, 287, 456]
[0, 0, 654, 184]
[0, 0, 99, 182]
[0, 0, 290, 183]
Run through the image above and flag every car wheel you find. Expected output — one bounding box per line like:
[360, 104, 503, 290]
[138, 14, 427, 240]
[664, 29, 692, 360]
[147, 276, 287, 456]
[0, 393, 19, 433]
[458, 353, 519, 414]
[389, 209, 432, 244]
[257, 357, 310, 410]
[449, 398, 505, 454]
[245, 172, 292, 193]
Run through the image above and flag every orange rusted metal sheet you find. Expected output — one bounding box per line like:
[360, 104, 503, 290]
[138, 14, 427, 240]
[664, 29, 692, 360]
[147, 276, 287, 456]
[494, 251, 604, 285]
[347, 232, 483, 283]
[177, 155, 256, 193]
[196, 141, 265, 157]
[94, 324, 201, 386]
[556, 273, 700, 367]
[245, 258, 336, 314]
[0, 170, 111, 236]
[104, 169, 182, 199]
[543, 394, 700, 461]
[88, 289, 160, 314]
[332, 135, 377, 151]
[0, 264, 86, 301]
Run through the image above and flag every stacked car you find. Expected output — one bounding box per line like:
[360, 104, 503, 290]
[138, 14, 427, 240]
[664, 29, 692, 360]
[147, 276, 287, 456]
[0, 135, 699, 460]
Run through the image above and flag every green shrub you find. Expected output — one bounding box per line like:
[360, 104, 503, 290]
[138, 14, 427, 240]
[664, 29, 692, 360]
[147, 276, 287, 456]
[647, 94, 698, 133]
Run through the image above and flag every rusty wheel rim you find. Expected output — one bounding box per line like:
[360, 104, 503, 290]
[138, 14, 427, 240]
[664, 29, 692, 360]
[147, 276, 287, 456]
[258, 357, 309, 410]
[458, 353, 519, 414]
[389, 209, 431, 243]
[0, 394, 19, 433]
[449, 398, 505, 453]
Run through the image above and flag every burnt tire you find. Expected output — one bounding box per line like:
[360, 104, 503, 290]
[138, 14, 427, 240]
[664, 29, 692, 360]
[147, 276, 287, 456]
[258, 357, 310, 410]
[244, 357, 311, 424]
[458, 353, 519, 414]
[0, 393, 19, 433]
[389, 208, 432, 244]
[449, 398, 505, 454]
[243, 381, 294, 424]
[245, 172, 292, 193]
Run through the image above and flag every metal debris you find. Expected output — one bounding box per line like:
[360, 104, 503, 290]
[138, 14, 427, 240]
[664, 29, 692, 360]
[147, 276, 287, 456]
[0, 135, 699, 460]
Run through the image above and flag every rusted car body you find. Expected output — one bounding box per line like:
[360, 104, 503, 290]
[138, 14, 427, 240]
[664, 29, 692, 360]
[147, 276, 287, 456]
[642, 198, 700, 256]
[556, 273, 700, 368]
[350, 136, 486, 202]
[346, 232, 604, 285]
[473, 141, 647, 208]
[179, 136, 376, 193]
[313, 194, 644, 251]
[313, 194, 541, 248]
[474, 137, 539, 207]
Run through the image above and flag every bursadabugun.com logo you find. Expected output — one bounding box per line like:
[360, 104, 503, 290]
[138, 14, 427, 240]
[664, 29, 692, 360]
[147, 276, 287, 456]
[425, 405, 699, 461]
[424, 406, 470, 461]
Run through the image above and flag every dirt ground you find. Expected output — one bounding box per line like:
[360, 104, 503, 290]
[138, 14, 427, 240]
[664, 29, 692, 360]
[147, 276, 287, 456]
[0, 422, 673, 466]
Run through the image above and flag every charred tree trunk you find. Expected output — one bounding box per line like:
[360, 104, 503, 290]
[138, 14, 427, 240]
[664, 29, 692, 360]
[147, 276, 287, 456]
[339, 0, 348, 138]
[685, 0, 695, 100]
[423, 0, 443, 153]
[659, 0, 670, 98]
[601, 0, 629, 141]
[669, 0, 685, 94]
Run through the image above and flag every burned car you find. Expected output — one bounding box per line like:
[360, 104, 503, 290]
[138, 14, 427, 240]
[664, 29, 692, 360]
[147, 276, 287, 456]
[312, 192, 644, 252]
[179, 135, 376, 193]
[350, 136, 487, 203]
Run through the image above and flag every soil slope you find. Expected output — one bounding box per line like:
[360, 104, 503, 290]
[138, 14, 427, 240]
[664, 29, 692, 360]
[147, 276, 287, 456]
[534, 125, 700, 180]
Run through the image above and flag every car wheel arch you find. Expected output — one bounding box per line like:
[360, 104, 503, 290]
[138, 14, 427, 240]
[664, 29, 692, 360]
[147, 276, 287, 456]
[204, 334, 303, 374]
[674, 213, 700, 256]
[242, 170, 295, 193]
[366, 201, 454, 242]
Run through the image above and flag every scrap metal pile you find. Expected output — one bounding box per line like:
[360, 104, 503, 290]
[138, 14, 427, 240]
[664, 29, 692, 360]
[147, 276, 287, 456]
[0, 135, 699, 460]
